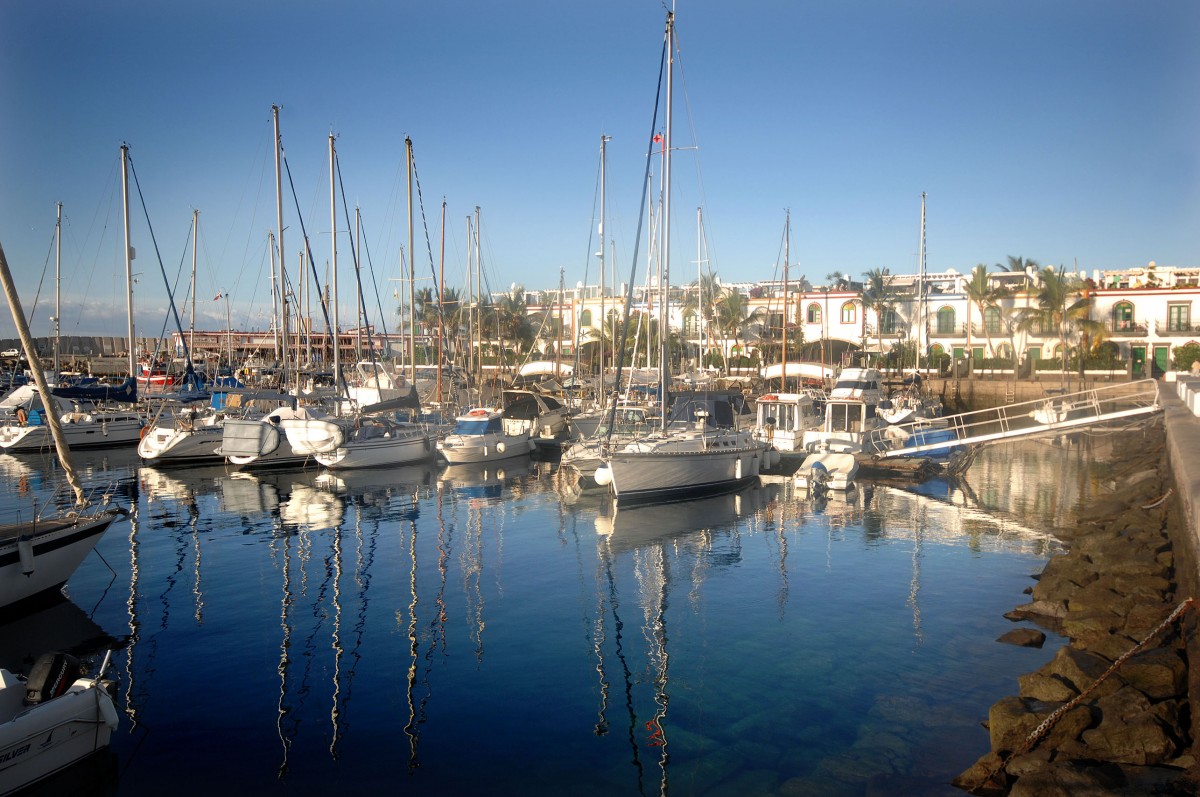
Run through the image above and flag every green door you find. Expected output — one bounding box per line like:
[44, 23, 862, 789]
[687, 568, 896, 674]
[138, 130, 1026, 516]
[1132, 346, 1146, 377]
[1153, 345, 1170, 377]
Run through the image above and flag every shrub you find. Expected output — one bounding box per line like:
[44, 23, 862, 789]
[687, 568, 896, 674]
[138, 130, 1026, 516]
[1174, 343, 1200, 371]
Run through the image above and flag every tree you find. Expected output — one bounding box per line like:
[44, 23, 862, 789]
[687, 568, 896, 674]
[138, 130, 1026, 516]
[860, 268, 893, 360]
[963, 264, 1010, 369]
[494, 286, 534, 369]
[1016, 266, 1105, 385]
[712, 288, 765, 368]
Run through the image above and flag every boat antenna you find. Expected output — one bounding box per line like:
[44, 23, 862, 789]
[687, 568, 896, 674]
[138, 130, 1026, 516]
[0, 241, 87, 506]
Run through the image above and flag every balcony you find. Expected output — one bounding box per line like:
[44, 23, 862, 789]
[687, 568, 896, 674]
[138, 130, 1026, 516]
[929, 322, 967, 338]
[1155, 319, 1200, 337]
[1105, 319, 1148, 336]
[970, 323, 1013, 338]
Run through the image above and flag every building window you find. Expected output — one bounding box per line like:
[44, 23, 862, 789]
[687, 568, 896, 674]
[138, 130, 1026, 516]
[1112, 302, 1134, 331]
[983, 306, 1003, 335]
[936, 306, 955, 334]
[879, 308, 898, 334]
[1168, 303, 1191, 332]
[580, 309, 592, 327]
[807, 303, 821, 324]
[840, 302, 856, 325]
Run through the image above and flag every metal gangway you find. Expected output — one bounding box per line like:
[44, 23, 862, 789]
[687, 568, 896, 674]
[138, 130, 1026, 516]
[866, 379, 1162, 459]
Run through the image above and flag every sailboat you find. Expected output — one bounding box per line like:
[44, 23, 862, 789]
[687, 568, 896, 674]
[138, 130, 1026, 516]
[595, 10, 768, 505]
[0, 181, 146, 453]
[0, 240, 122, 790]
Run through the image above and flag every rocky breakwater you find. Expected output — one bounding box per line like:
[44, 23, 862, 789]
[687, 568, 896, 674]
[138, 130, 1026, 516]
[955, 421, 1200, 796]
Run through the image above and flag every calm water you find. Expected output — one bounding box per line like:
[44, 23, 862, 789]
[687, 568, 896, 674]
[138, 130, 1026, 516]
[0, 434, 1119, 797]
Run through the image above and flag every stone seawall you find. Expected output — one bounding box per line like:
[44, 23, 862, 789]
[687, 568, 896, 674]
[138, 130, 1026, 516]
[952, 385, 1200, 795]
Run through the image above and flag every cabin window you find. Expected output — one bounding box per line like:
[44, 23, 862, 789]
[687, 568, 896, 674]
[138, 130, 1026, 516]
[840, 302, 856, 325]
[936, 306, 955, 334]
[807, 303, 821, 324]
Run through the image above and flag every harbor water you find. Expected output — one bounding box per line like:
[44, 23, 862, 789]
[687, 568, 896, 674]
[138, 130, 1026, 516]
[0, 435, 1113, 796]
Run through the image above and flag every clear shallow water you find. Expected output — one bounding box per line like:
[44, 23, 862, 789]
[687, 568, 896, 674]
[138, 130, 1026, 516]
[0, 437, 1097, 796]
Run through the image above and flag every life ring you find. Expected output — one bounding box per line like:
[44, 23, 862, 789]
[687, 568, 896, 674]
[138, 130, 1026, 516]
[468, 408, 489, 417]
[14, 407, 27, 426]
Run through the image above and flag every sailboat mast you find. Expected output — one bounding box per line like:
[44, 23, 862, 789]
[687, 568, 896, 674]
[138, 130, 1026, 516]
[406, 137, 417, 384]
[354, 206, 362, 360]
[437, 199, 446, 404]
[273, 105, 289, 382]
[54, 202, 61, 377]
[696, 206, 704, 375]
[121, 143, 136, 381]
[783, 208, 789, 388]
[599, 134, 610, 391]
[659, 10, 674, 427]
[465, 215, 473, 386]
[329, 133, 340, 388]
[190, 209, 198, 361]
[917, 191, 926, 371]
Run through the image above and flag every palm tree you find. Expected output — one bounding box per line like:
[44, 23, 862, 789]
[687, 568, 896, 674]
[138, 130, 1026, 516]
[963, 264, 1010, 371]
[1016, 266, 1105, 386]
[712, 288, 765, 370]
[860, 268, 893, 362]
[494, 286, 533, 372]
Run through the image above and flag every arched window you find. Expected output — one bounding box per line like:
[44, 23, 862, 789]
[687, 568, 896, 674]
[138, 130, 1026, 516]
[936, 306, 955, 334]
[807, 303, 821, 324]
[840, 302, 856, 325]
[1112, 301, 1134, 332]
[580, 309, 593, 327]
[983, 306, 1003, 335]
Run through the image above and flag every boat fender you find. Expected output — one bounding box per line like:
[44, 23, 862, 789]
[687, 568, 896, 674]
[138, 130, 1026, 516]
[593, 464, 613, 487]
[736, 457, 742, 480]
[17, 535, 34, 576]
[496, 441, 506, 454]
[14, 407, 27, 426]
[423, 437, 431, 453]
[496, 468, 505, 480]
[24, 652, 82, 705]
[140, 425, 150, 440]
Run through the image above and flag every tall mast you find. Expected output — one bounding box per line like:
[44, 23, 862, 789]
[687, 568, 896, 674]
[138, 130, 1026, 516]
[406, 137, 417, 383]
[918, 191, 927, 371]
[783, 208, 789, 388]
[465, 215, 473, 386]
[268, 230, 278, 361]
[437, 199, 446, 404]
[273, 105, 288, 381]
[354, 206, 362, 360]
[599, 134, 610, 390]
[190, 208, 199, 361]
[53, 202, 61, 377]
[473, 207, 482, 389]
[696, 206, 704, 374]
[329, 133, 340, 388]
[121, 144, 136, 381]
[556, 267, 563, 378]
[659, 11, 674, 427]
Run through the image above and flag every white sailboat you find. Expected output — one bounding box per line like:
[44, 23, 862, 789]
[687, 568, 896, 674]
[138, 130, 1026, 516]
[596, 11, 768, 505]
[0, 241, 122, 791]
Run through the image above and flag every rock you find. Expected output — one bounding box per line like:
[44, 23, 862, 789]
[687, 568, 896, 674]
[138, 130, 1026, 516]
[950, 751, 1010, 796]
[1059, 607, 1123, 638]
[1080, 710, 1178, 765]
[1043, 646, 1122, 699]
[1095, 685, 1153, 723]
[998, 628, 1046, 648]
[1119, 647, 1187, 700]
[988, 697, 1093, 754]
[1006, 761, 1127, 797]
[1007, 600, 1068, 621]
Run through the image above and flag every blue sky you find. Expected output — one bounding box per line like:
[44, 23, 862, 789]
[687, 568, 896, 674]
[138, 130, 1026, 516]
[1, 1, 1197, 338]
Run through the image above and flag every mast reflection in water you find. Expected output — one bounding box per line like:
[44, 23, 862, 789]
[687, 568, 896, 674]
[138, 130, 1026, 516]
[1, 430, 1124, 795]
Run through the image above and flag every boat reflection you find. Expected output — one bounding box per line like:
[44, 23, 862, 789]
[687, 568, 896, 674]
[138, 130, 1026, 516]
[0, 594, 119, 674]
[594, 480, 783, 553]
[438, 455, 534, 501]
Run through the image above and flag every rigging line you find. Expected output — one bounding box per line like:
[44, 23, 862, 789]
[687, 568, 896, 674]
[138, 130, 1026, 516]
[604, 19, 668, 447]
[27, 226, 57, 326]
[333, 152, 380, 369]
[353, 217, 391, 342]
[407, 145, 441, 300]
[127, 152, 198, 372]
[667, 20, 719, 273]
[154, 219, 195, 353]
[282, 150, 347, 396]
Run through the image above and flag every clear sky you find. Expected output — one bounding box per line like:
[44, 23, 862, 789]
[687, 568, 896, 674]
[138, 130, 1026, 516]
[2, 1, 1197, 339]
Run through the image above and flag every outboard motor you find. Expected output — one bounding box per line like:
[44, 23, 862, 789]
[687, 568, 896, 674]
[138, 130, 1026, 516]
[24, 652, 81, 705]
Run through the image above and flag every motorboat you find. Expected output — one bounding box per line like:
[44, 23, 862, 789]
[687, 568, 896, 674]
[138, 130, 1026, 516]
[799, 368, 887, 455]
[218, 404, 311, 469]
[0, 507, 122, 613]
[436, 408, 536, 465]
[0, 651, 119, 795]
[752, 390, 824, 457]
[878, 373, 943, 425]
[500, 389, 570, 453]
[282, 413, 434, 470]
[794, 450, 859, 493]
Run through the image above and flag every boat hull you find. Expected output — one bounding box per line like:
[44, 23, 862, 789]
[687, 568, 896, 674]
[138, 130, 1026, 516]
[137, 424, 223, 464]
[437, 433, 535, 465]
[0, 512, 119, 611]
[314, 430, 433, 470]
[0, 415, 143, 452]
[606, 438, 766, 505]
[0, 671, 119, 794]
